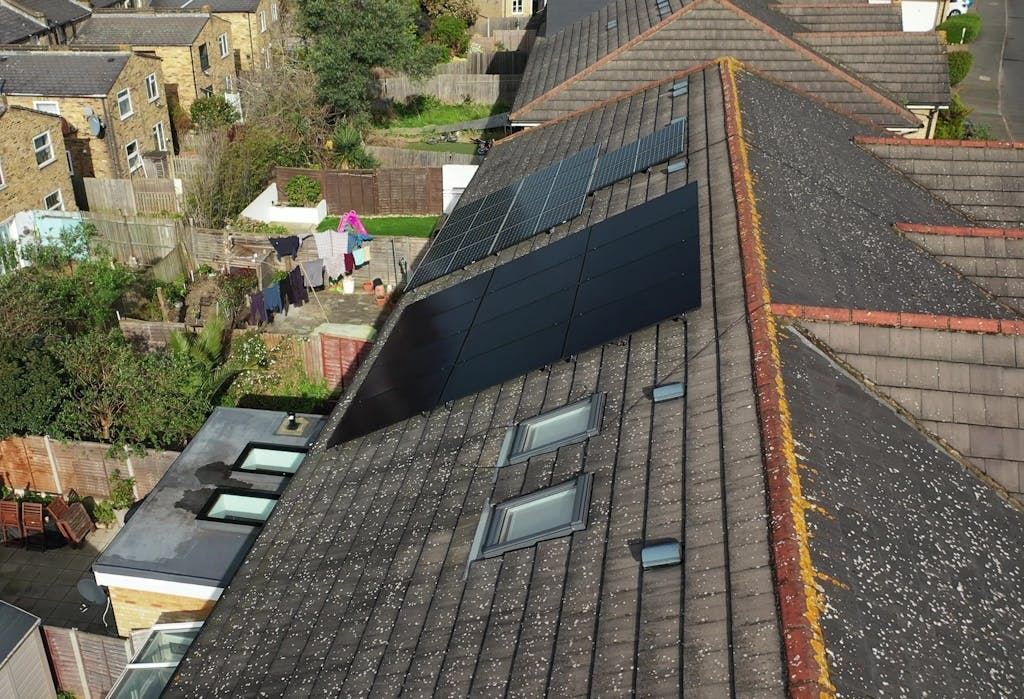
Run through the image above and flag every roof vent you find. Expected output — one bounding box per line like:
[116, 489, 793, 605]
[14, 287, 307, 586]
[275, 412, 314, 436]
[641, 539, 681, 569]
[606, 18, 617, 29]
[651, 381, 685, 402]
[666, 159, 687, 174]
[656, 0, 671, 17]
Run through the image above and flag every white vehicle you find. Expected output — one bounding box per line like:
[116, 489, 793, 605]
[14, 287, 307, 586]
[947, 0, 973, 18]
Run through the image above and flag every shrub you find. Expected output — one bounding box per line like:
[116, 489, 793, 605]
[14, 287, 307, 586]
[332, 122, 379, 169]
[947, 51, 974, 86]
[108, 469, 136, 510]
[935, 93, 972, 140]
[285, 176, 322, 206]
[432, 15, 471, 57]
[937, 13, 981, 43]
[92, 500, 115, 526]
[190, 94, 240, 131]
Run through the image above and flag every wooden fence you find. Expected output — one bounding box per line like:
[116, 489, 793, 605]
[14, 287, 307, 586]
[377, 73, 521, 105]
[0, 436, 178, 501]
[434, 51, 528, 74]
[368, 146, 480, 168]
[82, 177, 179, 216]
[170, 155, 201, 181]
[83, 212, 180, 266]
[274, 167, 443, 215]
[44, 627, 129, 699]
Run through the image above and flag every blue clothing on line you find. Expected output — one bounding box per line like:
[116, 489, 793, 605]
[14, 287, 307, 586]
[264, 283, 283, 313]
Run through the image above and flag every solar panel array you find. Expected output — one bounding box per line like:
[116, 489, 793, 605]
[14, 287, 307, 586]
[406, 119, 687, 291]
[332, 183, 701, 443]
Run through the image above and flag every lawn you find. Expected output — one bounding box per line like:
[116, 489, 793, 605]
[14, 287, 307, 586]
[406, 142, 480, 155]
[318, 215, 439, 238]
[389, 102, 508, 129]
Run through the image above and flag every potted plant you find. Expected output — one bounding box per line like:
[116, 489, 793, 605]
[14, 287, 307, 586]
[108, 470, 137, 527]
[92, 501, 116, 529]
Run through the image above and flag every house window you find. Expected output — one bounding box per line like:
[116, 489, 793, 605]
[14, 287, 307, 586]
[33, 131, 55, 166]
[33, 101, 60, 115]
[225, 74, 234, 92]
[43, 190, 64, 210]
[145, 73, 159, 102]
[477, 474, 593, 558]
[511, 0, 523, 14]
[199, 43, 210, 71]
[0, 158, 6, 189]
[218, 32, 229, 58]
[116, 88, 133, 119]
[259, 11, 267, 32]
[498, 393, 605, 466]
[201, 86, 214, 97]
[271, 1, 278, 21]
[152, 122, 167, 151]
[107, 622, 202, 699]
[199, 489, 279, 525]
[233, 443, 307, 476]
[125, 140, 142, 173]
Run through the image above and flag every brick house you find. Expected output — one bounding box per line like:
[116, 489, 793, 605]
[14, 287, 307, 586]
[146, 0, 280, 73]
[0, 100, 75, 255]
[0, 0, 91, 45]
[73, 11, 236, 114]
[0, 47, 169, 179]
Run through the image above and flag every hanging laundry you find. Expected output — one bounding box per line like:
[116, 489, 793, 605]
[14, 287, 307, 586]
[289, 267, 308, 304]
[269, 236, 300, 260]
[264, 283, 283, 313]
[347, 231, 361, 253]
[300, 259, 324, 288]
[249, 291, 267, 326]
[352, 247, 366, 267]
[313, 231, 338, 258]
[279, 276, 293, 314]
[362, 244, 371, 262]
[344, 253, 355, 274]
[324, 255, 346, 281]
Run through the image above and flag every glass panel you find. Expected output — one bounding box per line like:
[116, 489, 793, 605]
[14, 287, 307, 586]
[207, 494, 276, 522]
[496, 488, 575, 543]
[520, 405, 590, 451]
[134, 627, 201, 665]
[108, 666, 174, 699]
[240, 448, 305, 474]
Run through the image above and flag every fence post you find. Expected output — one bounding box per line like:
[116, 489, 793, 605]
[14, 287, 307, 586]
[43, 435, 63, 495]
[68, 628, 93, 699]
[124, 454, 140, 501]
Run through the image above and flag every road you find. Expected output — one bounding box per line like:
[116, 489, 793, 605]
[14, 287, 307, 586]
[954, 0, 1021, 140]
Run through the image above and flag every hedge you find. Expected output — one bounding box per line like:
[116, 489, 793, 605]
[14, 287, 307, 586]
[947, 51, 974, 86]
[938, 13, 981, 43]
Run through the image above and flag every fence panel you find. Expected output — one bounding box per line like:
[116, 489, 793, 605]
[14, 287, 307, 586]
[367, 146, 480, 168]
[133, 178, 179, 215]
[434, 51, 528, 74]
[274, 167, 443, 215]
[377, 74, 521, 105]
[49, 441, 117, 499]
[130, 449, 179, 496]
[170, 155, 200, 181]
[119, 318, 187, 348]
[0, 438, 33, 492]
[375, 169, 442, 215]
[83, 178, 137, 215]
[44, 627, 128, 699]
[82, 212, 178, 266]
[150, 246, 188, 282]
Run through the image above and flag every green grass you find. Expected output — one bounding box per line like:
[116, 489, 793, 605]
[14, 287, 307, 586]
[318, 215, 439, 238]
[389, 102, 509, 129]
[405, 142, 480, 155]
[937, 13, 981, 43]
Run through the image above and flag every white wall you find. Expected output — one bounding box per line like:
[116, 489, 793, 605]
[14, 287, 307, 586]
[902, 0, 941, 30]
[442, 164, 479, 214]
[239, 183, 328, 226]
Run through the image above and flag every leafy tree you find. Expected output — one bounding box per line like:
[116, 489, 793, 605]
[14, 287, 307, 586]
[0, 337, 66, 439]
[423, 0, 478, 25]
[190, 94, 241, 130]
[432, 15, 470, 56]
[169, 315, 236, 397]
[214, 125, 312, 221]
[297, 0, 446, 118]
[331, 122, 380, 168]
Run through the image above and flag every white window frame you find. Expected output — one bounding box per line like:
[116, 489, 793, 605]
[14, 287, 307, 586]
[145, 73, 159, 102]
[117, 88, 134, 119]
[43, 190, 64, 211]
[224, 74, 234, 92]
[476, 473, 593, 558]
[259, 10, 267, 32]
[33, 131, 55, 167]
[262, 46, 271, 69]
[498, 393, 605, 466]
[125, 140, 142, 173]
[217, 32, 229, 58]
[511, 0, 523, 14]
[0, 157, 6, 189]
[199, 489, 279, 525]
[152, 122, 167, 152]
[271, 1, 278, 21]
[33, 100, 60, 116]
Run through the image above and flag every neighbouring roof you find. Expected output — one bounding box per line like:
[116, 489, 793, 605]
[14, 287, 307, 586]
[798, 31, 950, 106]
[774, 2, 903, 32]
[73, 12, 212, 46]
[777, 326, 1024, 695]
[148, 0, 260, 13]
[0, 49, 131, 96]
[542, 0, 622, 36]
[0, 4, 46, 44]
[13, 0, 90, 25]
[511, 0, 920, 127]
[93, 408, 325, 589]
[0, 601, 39, 663]
[856, 138, 1024, 227]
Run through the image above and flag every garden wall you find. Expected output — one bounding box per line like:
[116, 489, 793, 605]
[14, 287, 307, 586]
[274, 167, 443, 215]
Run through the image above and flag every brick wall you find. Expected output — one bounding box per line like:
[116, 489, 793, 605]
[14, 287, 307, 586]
[107, 586, 217, 637]
[218, 0, 277, 73]
[191, 15, 236, 103]
[0, 106, 76, 220]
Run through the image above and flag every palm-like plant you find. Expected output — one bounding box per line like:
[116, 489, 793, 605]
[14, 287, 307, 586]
[169, 315, 236, 396]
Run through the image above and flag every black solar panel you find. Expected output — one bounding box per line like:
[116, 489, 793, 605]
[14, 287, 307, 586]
[331, 182, 701, 443]
[591, 119, 688, 192]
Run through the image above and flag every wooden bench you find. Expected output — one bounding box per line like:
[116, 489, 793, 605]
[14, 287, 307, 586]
[47, 496, 95, 548]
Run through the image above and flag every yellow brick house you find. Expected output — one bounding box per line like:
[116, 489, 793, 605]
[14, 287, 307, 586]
[146, 0, 280, 72]
[0, 47, 169, 179]
[72, 10, 236, 113]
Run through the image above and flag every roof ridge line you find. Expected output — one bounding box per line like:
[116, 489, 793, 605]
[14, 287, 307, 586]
[772, 303, 1024, 334]
[854, 135, 1024, 149]
[510, 0, 710, 120]
[719, 58, 837, 699]
[769, 1, 896, 6]
[719, 0, 921, 125]
[895, 223, 1024, 238]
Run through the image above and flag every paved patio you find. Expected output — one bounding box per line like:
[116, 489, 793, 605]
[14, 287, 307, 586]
[266, 284, 393, 334]
[0, 524, 121, 637]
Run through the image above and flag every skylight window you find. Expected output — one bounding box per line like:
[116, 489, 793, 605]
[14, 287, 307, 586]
[499, 394, 604, 466]
[671, 80, 688, 97]
[108, 622, 202, 699]
[656, 0, 672, 17]
[607, 18, 617, 29]
[478, 474, 593, 558]
[199, 490, 278, 525]
[233, 443, 307, 475]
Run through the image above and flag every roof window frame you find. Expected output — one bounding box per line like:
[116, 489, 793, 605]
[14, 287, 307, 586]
[230, 442, 308, 477]
[498, 393, 605, 467]
[197, 488, 280, 526]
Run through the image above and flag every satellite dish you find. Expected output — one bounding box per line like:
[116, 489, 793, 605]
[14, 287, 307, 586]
[88, 114, 104, 138]
[82, 106, 94, 118]
[77, 577, 107, 605]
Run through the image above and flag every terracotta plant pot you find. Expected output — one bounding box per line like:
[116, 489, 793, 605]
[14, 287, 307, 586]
[363, 281, 374, 291]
